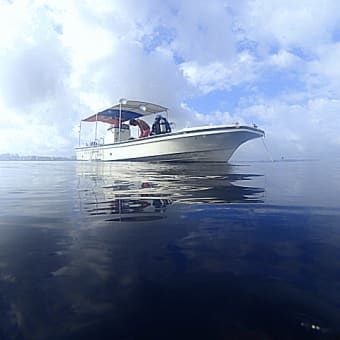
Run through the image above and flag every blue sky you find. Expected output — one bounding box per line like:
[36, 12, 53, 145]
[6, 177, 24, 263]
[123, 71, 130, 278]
[0, 0, 340, 159]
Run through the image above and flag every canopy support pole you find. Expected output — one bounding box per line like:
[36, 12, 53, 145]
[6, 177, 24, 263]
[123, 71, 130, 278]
[78, 121, 82, 146]
[95, 113, 98, 143]
[118, 98, 127, 143]
[119, 102, 122, 143]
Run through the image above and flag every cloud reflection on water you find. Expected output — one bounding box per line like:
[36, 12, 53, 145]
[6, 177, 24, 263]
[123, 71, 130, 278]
[1, 161, 340, 339]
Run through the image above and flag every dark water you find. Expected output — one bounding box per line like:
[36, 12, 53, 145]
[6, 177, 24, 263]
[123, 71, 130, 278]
[0, 160, 340, 339]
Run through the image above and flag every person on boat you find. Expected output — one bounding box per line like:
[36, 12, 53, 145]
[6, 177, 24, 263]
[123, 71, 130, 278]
[129, 118, 150, 138]
[151, 114, 171, 135]
[110, 118, 129, 130]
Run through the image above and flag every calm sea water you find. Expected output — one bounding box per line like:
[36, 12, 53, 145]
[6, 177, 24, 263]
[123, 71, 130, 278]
[0, 160, 340, 339]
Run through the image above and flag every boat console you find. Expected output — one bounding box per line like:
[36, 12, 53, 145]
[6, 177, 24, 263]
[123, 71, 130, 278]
[104, 125, 131, 144]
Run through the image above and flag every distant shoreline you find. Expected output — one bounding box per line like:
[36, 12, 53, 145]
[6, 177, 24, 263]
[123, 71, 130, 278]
[0, 154, 75, 161]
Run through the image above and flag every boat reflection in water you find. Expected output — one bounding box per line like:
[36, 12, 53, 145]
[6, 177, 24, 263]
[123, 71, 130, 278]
[3, 161, 339, 339]
[76, 162, 264, 222]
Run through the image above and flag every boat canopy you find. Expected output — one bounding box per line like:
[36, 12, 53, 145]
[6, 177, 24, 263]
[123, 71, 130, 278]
[82, 100, 168, 124]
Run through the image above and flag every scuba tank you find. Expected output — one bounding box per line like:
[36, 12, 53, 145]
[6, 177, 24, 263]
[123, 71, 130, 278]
[160, 117, 167, 133]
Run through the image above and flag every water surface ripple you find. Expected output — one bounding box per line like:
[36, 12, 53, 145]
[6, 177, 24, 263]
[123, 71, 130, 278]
[0, 160, 339, 339]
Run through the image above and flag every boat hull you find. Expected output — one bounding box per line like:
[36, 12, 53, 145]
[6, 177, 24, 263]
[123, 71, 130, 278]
[75, 125, 264, 162]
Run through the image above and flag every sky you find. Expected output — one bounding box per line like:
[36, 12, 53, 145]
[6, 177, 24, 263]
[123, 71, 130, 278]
[0, 0, 340, 160]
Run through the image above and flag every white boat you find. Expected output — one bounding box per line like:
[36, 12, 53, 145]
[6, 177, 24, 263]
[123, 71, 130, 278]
[75, 100, 264, 162]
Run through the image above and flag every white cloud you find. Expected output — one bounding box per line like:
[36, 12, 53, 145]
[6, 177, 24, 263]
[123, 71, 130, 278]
[268, 50, 301, 69]
[0, 0, 340, 159]
[168, 0, 236, 63]
[0, 1, 70, 108]
[305, 42, 340, 96]
[180, 102, 238, 128]
[240, 0, 339, 51]
[180, 51, 257, 93]
[0, 0, 189, 156]
[237, 97, 340, 158]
